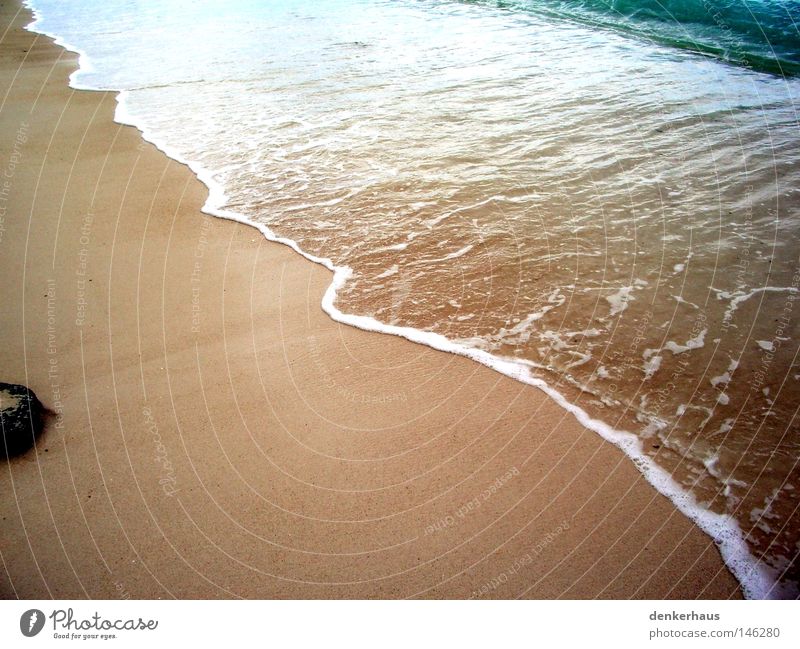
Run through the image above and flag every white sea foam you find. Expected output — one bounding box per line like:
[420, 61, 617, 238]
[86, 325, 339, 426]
[710, 360, 737, 388]
[605, 285, 634, 316]
[643, 354, 662, 380]
[414, 244, 473, 264]
[757, 340, 775, 352]
[672, 294, 698, 309]
[664, 328, 707, 355]
[23, 0, 789, 599]
[374, 264, 399, 280]
[714, 285, 800, 323]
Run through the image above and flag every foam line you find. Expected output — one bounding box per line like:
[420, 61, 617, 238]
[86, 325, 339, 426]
[23, 0, 788, 599]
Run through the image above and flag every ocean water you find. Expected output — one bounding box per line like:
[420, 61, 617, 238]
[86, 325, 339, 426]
[25, 0, 800, 597]
[470, 0, 800, 75]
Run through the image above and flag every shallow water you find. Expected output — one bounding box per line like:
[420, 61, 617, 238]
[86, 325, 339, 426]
[26, 0, 800, 596]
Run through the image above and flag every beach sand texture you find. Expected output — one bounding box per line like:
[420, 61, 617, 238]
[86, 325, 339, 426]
[0, 1, 741, 598]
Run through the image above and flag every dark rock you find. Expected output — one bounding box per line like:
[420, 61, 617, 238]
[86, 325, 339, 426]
[0, 383, 45, 458]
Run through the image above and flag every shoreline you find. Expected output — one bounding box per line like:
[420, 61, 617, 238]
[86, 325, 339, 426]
[1, 0, 745, 598]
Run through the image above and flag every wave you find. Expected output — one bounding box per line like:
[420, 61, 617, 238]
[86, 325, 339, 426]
[466, 0, 800, 75]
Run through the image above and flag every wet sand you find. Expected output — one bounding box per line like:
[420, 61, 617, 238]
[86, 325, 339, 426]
[0, 1, 741, 598]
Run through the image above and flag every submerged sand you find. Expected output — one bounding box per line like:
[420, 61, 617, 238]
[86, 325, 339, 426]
[0, 1, 741, 598]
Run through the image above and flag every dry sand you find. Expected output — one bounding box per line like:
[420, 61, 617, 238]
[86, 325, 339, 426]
[0, 1, 741, 598]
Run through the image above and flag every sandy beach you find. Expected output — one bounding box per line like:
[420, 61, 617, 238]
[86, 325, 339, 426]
[0, 0, 743, 598]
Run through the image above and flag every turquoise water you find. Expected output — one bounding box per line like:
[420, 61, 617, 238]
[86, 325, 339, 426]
[470, 0, 800, 74]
